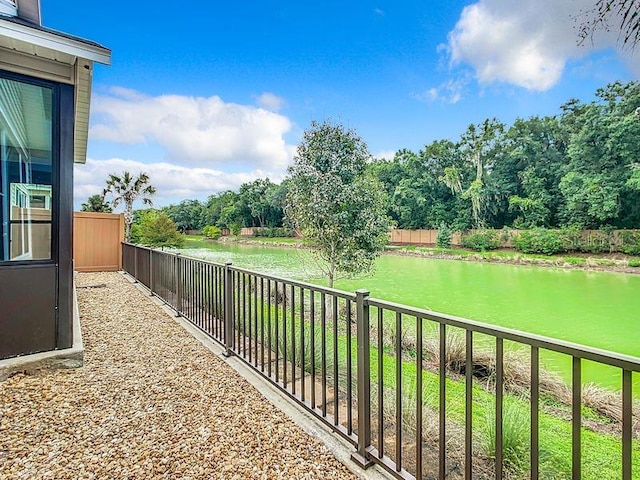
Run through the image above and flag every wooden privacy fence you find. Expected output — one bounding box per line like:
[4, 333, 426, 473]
[390, 228, 640, 250]
[73, 212, 124, 272]
[390, 229, 463, 246]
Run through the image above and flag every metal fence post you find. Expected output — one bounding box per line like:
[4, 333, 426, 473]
[175, 253, 182, 317]
[149, 249, 154, 296]
[352, 289, 373, 468]
[223, 262, 234, 357]
[133, 245, 138, 282]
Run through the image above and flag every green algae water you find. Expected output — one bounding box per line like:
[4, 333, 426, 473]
[179, 240, 640, 391]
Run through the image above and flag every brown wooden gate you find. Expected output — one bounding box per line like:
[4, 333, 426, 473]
[73, 212, 124, 272]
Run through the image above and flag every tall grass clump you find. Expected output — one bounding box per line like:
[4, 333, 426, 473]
[481, 398, 529, 476]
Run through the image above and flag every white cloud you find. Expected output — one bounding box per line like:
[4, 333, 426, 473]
[444, 0, 639, 91]
[373, 149, 397, 160]
[257, 92, 286, 111]
[74, 157, 285, 208]
[415, 78, 468, 104]
[89, 89, 294, 170]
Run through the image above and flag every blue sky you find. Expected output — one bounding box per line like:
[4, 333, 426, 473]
[42, 1, 638, 208]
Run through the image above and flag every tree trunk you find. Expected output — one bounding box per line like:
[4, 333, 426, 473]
[328, 258, 335, 288]
[124, 206, 134, 242]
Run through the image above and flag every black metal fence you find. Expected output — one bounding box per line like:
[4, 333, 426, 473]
[122, 243, 640, 479]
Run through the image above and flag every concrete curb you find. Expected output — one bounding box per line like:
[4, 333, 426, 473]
[123, 272, 390, 480]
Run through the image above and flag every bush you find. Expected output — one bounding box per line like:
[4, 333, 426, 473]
[629, 258, 640, 267]
[202, 225, 222, 240]
[436, 223, 453, 248]
[620, 230, 640, 255]
[578, 230, 613, 254]
[461, 230, 501, 251]
[138, 211, 184, 248]
[558, 226, 582, 252]
[512, 228, 565, 255]
[230, 223, 241, 236]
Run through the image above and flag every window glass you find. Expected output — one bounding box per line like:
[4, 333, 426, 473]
[0, 77, 53, 261]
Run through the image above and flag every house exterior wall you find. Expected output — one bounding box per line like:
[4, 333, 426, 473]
[0, 70, 74, 359]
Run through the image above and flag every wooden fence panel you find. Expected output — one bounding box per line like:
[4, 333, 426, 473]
[390, 229, 439, 245]
[389, 228, 639, 251]
[73, 212, 124, 272]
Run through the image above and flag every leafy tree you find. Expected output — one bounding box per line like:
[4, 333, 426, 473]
[502, 116, 566, 227]
[559, 172, 620, 227]
[163, 199, 206, 232]
[205, 191, 238, 227]
[80, 194, 112, 213]
[103, 171, 156, 242]
[440, 119, 505, 228]
[558, 82, 640, 227]
[238, 178, 285, 227]
[137, 211, 184, 248]
[286, 120, 392, 287]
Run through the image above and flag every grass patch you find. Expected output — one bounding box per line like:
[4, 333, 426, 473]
[563, 256, 585, 265]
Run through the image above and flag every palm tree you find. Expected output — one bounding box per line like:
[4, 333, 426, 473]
[103, 171, 156, 242]
[80, 194, 112, 213]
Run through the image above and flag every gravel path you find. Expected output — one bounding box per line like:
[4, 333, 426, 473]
[0, 272, 356, 479]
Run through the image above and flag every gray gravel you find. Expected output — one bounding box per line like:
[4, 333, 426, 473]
[0, 272, 356, 479]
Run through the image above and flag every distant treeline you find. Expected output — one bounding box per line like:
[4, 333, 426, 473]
[160, 81, 640, 233]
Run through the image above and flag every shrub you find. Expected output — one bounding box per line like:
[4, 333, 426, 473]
[129, 223, 142, 244]
[620, 230, 640, 255]
[558, 225, 582, 252]
[512, 228, 565, 255]
[579, 230, 613, 253]
[202, 225, 222, 240]
[230, 223, 241, 236]
[436, 223, 453, 248]
[461, 230, 500, 251]
[138, 211, 184, 248]
[629, 258, 640, 267]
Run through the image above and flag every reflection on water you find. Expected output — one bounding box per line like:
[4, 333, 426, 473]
[178, 245, 324, 281]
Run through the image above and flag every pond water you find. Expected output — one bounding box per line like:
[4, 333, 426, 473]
[178, 240, 640, 390]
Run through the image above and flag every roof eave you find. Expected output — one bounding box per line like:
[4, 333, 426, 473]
[0, 17, 111, 65]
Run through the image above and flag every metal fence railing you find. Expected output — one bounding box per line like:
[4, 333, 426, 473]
[122, 243, 640, 479]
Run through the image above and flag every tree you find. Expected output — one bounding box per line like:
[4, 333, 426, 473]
[103, 171, 156, 242]
[163, 200, 206, 232]
[579, 0, 640, 50]
[238, 178, 281, 227]
[285, 120, 392, 287]
[80, 194, 112, 213]
[439, 119, 505, 228]
[137, 211, 184, 248]
[558, 82, 640, 227]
